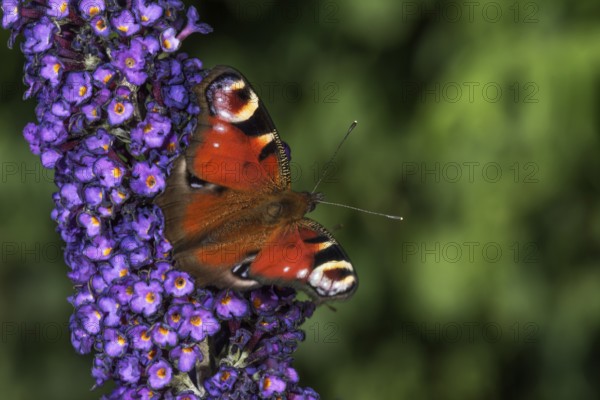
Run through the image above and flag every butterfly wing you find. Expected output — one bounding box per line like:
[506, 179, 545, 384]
[157, 66, 292, 289]
[188, 65, 291, 192]
[158, 66, 357, 300]
[248, 219, 358, 300]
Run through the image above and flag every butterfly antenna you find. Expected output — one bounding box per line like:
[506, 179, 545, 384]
[311, 121, 358, 194]
[315, 199, 404, 221]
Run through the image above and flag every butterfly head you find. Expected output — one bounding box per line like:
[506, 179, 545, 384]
[306, 191, 325, 213]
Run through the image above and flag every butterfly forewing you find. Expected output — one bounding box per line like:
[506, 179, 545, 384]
[189, 66, 291, 191]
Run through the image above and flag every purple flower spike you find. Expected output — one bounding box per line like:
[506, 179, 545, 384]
[3, 0, 323, 397]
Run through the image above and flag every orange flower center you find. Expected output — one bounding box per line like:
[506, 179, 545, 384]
[145, 292, 156, 303]
[175, 277, 186, 289]
[146, 175, 156, 188]
[125, 57, 136, 68]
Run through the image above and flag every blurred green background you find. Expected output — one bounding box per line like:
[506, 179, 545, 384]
[1, 0, 600, 399]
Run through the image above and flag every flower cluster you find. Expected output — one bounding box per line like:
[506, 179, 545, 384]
[2, 0, 319, 398]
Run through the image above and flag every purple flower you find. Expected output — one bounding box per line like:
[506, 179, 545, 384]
[92, 355, 112, 386]
[251, 287, 281, 315]
[93, 157, 125, 188]
[135, 0, 163, 26]
[178, 6, 213, 41]
[179, 304, 220, 341]
[103, 328, 129, 357]
[78, 0, 105, 20]
[84, 186, 104, 207]
[163, 84, 189, 109]
[205, 366, 240, 395]
[76, 303, 103, 335]
[129, 324, 153, 351]
[160, 28, 180, 53]
[147, 358, 172, 389]
[151, 323, 178, 347]
[98, 296, 120, 327]
[2, 0, 19, 28]
[164, 271, 194, 297]
[60, 183, 83, 208]
[91, 15, 110, 37]
[22, 18, 56, 54]
[107, 97, 134, 125]
[92, 64, 117, 87]
[131, 112, 172, 154]
[215, 290, 250, 319]
[130, 162, 165, 196]
[112, 40, 149, 85]
[78, 212, 102, 236]
[47, 0, 70, 19]
[111, 10, 140, 37]
[84, 235, 115, 261]
[170, 344, 202, 372]
[62, 72, 92, 105]
[41, 148, 62, 168]
[40, 55, 63, 87]
[130, 280, 163, 317]
[260, 374, 287, 398]
[116, 355, 142, 384]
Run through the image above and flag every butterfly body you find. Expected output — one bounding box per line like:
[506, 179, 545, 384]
[156, 66, 357, 300]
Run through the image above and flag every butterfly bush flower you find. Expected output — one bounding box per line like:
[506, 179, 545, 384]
[1, 0, 320, 398]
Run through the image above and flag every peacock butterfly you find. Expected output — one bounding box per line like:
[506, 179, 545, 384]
[156, 66, 357, 301]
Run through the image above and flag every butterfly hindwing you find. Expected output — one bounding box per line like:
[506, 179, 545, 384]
[249, 219, 357, 299]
